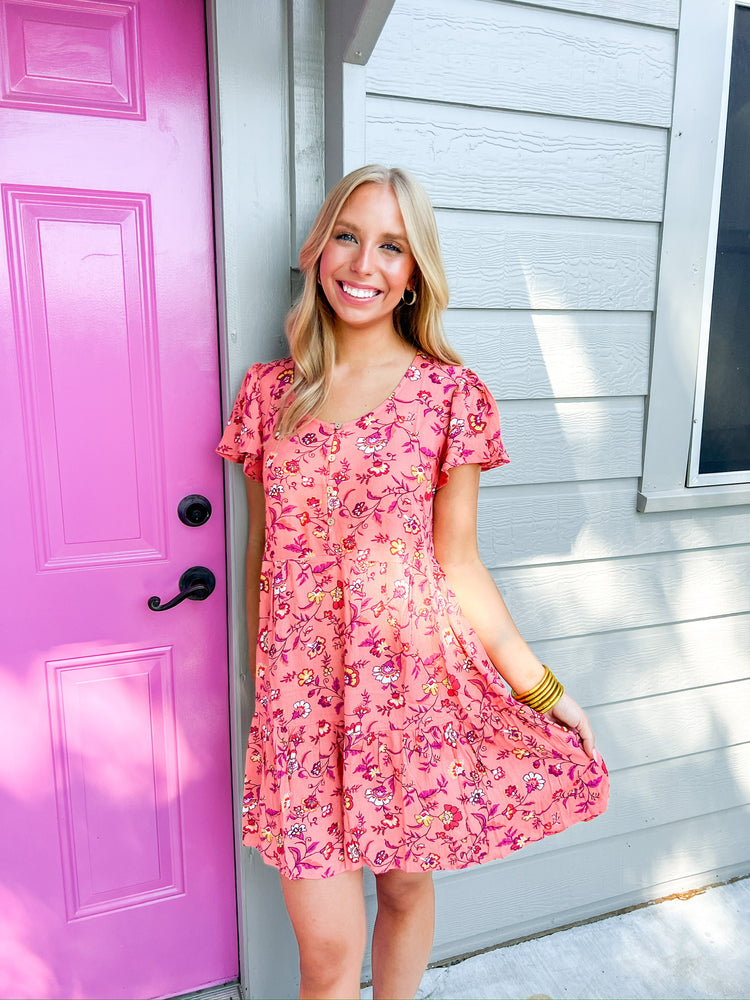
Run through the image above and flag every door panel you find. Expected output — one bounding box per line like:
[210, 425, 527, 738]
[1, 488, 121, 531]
[5, 187, 166, 568]
[46, 648, 184, 920]
[0, 2, 237, 997]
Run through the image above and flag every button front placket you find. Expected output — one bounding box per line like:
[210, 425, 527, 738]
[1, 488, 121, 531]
[325, 423, 342, 539]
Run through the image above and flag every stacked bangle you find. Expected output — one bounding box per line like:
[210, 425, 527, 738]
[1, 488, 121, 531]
[512, 665, 564, 715]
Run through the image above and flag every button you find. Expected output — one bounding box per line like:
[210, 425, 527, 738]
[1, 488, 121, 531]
[327, 517, 334, 525]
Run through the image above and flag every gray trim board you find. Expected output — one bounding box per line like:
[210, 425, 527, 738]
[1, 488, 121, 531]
[209, 2, 298, 997]
[324, 0, 394, 184]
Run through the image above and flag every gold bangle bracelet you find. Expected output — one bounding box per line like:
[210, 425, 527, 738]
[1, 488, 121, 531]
[524, 672, 563, 711]
[512, 665, 553, 701]
[528, 682, 564, 714]
[512, 667, 549, 701]
[525, 672, 556, 703]
[526, 675, 560, 708]
[512, 665, 564, 714]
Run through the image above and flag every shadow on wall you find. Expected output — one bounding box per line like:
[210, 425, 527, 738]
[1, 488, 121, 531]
[403, 566, 750, 964]
[399, 284, 750, 962]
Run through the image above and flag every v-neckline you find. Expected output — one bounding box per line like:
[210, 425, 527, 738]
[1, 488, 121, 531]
[310, 352, 421, 430]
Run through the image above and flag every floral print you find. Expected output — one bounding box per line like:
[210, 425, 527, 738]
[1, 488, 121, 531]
[217, 353, 609, 879]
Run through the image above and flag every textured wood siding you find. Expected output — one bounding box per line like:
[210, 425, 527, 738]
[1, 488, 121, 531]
[367, 0, 675, 124]
[358, 0, 750, 969]
[366, 98, 668, 220]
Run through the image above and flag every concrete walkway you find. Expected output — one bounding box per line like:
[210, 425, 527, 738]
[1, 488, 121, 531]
[364, 877, 750, 1000]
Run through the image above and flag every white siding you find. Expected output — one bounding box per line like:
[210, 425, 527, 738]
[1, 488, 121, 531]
[438, 212, 659, 310]
[357, 0, 750, 971]
[367, 0, 675, 125]
[445, 311, 652, 398]
[366, 98, 668, 221]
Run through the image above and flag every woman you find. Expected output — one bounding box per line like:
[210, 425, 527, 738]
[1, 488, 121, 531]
[218, 165, 609, 999]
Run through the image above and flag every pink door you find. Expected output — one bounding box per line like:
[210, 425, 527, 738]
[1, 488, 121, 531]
[0, 2, 238, 998]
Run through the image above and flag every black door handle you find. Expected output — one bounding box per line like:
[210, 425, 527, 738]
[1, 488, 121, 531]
[178, 494, 212, 526]
[148, 566, 216, 612]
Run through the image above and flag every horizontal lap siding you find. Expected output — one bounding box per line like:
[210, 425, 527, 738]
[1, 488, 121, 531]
[445, 311, 652, 398]
[367, 97, 667, 220]
[358, 0, 749, 971]
[522, 0, 679, 29]
[367, 0, 675, 125]
[594, 680, 750, 770]
[478, 482, 750, 564]
[426, 805, 750, 960]
[493, 547, 750, 642]
[438, 213, 659, 310]
[530, 615, 750, 703]
[483, 397, 644, 485]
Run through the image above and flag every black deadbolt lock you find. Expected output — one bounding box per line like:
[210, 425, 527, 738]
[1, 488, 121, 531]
[178, 494, 212, 527]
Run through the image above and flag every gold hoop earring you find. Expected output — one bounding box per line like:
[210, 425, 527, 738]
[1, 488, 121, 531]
[401, 288, 417, 306]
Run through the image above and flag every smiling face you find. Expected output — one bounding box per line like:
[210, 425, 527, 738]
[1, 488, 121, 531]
[318, 182, 417, 340]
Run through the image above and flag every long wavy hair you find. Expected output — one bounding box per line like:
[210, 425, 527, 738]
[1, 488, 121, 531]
[276, 164, 461, 436]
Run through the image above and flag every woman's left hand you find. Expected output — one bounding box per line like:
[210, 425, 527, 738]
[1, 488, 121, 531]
[546, 692, 598, 761]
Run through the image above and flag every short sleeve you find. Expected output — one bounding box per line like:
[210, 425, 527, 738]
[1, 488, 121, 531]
[216, 365, 264, 481]
[438, 371, 510, 488]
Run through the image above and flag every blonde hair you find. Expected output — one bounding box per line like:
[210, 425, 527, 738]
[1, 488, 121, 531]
[277, 164, 461, 436]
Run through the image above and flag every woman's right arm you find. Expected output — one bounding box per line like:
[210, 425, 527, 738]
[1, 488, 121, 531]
[244, 477, 266, 679]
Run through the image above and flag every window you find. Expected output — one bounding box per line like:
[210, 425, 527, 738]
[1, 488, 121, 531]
[689, 4, 750, 485]
[639, 0, 750, 510]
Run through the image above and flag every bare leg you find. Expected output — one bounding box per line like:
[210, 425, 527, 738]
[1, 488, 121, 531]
[371, 869, 435, 1000]
[281, 868, 367, 999]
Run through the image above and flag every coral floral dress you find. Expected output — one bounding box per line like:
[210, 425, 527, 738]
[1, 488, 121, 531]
[217, 353, 609, 879]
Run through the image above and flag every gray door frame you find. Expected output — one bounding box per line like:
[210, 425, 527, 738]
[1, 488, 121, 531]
[208, 3, 297, 997]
